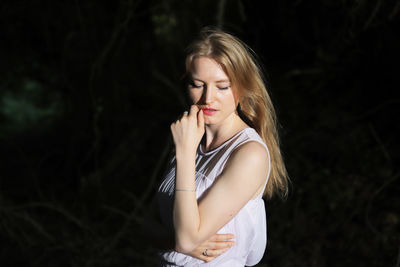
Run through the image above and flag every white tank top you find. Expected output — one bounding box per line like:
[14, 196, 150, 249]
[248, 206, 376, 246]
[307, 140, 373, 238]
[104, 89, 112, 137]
[157, 128, 271, 267]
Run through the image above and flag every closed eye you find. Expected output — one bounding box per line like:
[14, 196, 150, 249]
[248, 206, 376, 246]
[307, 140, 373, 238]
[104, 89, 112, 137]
[218, 86, 230, 90]
[189, 81, 204, 89]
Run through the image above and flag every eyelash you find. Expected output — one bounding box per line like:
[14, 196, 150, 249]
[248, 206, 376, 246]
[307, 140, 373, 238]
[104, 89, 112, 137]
[190, 84, 203, 89]
[189, 83, 229, 90]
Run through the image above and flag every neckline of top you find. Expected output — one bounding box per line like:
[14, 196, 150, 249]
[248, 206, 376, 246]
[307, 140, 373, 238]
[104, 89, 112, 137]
[198, 127, 254, 156]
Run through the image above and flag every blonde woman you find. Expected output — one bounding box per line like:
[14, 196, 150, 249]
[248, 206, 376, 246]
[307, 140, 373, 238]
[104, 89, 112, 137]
[157, 28, 289, 266]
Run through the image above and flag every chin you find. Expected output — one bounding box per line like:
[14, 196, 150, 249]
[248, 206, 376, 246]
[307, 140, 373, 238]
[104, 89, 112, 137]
[204, 119, 217, 125]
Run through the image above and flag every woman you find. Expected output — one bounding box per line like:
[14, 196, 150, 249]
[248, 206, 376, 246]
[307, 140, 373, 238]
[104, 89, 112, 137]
[157, 28, 289, 266]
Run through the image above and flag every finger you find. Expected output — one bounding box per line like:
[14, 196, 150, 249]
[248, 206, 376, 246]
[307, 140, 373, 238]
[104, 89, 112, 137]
[197, 108, 204, 129]
[207, 247, 231, 257]
[189, 104, 199, 117]
[210, 234, 235, 241]
[200, 255, 216, 263]
[178, 111, 188, 122]
[209, 240, 235, 250]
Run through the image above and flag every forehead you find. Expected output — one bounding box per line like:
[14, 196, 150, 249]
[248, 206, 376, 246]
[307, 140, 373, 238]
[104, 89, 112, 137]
[190, 57, 229, 81]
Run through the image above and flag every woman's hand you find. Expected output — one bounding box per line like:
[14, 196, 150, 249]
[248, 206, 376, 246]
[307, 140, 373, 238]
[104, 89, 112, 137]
[171, 105, 205, 156]
[185, 234, 235, 263]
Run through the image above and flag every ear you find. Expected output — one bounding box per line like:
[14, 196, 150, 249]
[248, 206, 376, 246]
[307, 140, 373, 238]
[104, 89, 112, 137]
[235, 94, 244, 109]
[232, 87, 240, 105]
[235, 93, 242, 114]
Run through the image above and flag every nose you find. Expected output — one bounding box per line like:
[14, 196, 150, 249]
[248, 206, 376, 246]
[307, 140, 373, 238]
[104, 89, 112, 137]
[203, 86, 215, 104]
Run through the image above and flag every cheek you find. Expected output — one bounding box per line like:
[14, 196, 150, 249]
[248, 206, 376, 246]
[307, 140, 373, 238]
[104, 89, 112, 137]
[188, 90, 200, 103]
[220, 92, 237, 110]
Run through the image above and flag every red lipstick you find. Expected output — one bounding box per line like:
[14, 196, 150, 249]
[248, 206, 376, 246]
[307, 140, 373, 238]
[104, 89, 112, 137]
[200, 107, 218, 116]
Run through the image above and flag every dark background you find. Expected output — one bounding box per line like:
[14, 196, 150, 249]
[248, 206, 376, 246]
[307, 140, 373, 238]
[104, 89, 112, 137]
[1, 0, 399, 266]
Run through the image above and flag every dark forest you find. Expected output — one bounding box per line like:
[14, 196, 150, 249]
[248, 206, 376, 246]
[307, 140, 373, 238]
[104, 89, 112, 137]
[1, 0, 399, 266]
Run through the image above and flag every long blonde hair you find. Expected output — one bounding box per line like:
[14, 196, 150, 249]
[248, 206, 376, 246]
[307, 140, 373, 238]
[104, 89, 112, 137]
[185, 28, 289, 199]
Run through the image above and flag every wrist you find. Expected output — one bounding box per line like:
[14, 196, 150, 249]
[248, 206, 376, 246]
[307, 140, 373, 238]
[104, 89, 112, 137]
[175, 148, 196, 161]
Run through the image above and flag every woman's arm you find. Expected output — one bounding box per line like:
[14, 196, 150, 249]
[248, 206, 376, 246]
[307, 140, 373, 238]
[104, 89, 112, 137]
[140, 194, 235, 261]
[171, 105, 269, 253]
[185, 233, 235, 262]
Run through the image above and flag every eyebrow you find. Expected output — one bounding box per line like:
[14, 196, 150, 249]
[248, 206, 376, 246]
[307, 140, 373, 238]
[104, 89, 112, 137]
[192, 77, 230, 83]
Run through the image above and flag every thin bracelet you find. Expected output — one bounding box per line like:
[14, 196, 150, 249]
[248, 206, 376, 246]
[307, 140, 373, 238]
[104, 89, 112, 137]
[175, 188, 196, 192]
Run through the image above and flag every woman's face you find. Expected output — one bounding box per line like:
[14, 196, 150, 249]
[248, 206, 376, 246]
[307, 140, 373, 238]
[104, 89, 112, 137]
[188, 57, 238, 126]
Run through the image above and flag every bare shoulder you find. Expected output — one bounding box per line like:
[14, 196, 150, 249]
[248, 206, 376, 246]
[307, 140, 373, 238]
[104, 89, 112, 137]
[231, 141, 269, 163]
[217, 140, 269, 198]
[224, 141, 269, 173]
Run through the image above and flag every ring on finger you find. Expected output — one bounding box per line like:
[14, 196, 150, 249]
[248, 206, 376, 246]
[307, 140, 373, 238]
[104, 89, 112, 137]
[202, 249, 209, 256]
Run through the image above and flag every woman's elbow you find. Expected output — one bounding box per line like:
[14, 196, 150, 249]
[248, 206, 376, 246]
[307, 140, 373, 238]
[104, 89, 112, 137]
[174, 237, 197, 254]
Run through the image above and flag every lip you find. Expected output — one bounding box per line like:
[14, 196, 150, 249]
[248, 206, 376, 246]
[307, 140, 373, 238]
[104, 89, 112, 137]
[200, 107, 218, 116]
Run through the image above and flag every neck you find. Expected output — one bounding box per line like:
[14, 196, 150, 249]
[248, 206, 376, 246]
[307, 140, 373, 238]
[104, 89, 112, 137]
[203, 113, 248, 151]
